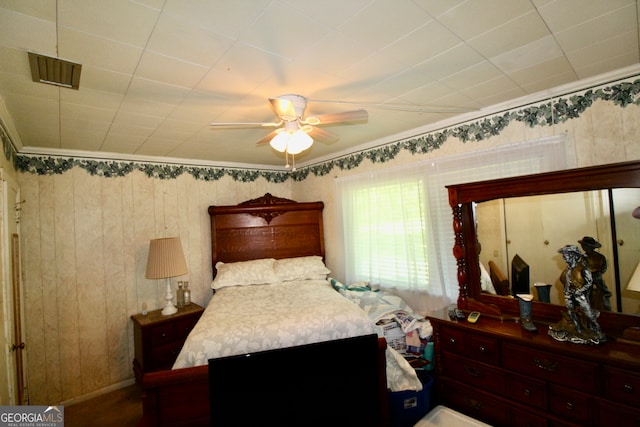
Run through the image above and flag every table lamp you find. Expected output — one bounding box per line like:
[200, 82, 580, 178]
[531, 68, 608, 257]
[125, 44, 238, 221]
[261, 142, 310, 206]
[145, 237, 188, 315]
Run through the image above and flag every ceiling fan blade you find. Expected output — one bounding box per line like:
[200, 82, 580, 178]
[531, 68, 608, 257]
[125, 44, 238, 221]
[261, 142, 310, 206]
[305, 109, 368, 125]
[308, 127, 339, 144]
[269, 98, 298, 121]
[209, 121, 281, 129]
[309, 98, 475, 113]
[255, 130, 278, 146]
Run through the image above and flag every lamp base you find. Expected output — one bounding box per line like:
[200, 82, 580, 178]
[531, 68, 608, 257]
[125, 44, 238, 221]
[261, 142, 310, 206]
[161, 278, 178, 316]
[161, 304, 178, 316]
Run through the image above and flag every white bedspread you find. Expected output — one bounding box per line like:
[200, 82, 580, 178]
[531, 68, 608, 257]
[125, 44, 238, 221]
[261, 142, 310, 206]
[172, 280, 378, 369]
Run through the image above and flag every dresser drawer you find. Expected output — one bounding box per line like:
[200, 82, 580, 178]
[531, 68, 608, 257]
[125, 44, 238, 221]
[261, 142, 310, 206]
[596, 397, 640, 427]
[151, 342, 184, 371]
[467, 333, 500, 365]
[443, 353, 507, 396]
[507, 372, 547, 411]
[175, 316, 200, 337]
[548, 384, 593, 425]
[441, 378, 510, 427]
[440, 326, 466, 354]
[150, 315, 199, 347]
[510, 406, 548, 427]
[502, 343, 598, 393]
[603, 366, 640, 407]
[151, 322, 178, 346]
[440, 326, 499, 365]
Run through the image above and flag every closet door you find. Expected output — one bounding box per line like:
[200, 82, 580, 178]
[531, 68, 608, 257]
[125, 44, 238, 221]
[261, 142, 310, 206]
[502, 194, 543, 293]
[613, 188, 640, 313]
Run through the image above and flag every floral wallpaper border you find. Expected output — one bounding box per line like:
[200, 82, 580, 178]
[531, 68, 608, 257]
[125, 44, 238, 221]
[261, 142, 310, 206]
[4, 78, 640, 183]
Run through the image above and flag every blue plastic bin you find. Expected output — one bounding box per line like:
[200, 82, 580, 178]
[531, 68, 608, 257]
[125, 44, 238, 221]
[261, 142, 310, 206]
[388, 372, 433, 427]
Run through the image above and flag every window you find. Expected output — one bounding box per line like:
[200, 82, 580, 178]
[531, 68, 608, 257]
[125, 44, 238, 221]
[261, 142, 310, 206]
[340, 171, 429, 289]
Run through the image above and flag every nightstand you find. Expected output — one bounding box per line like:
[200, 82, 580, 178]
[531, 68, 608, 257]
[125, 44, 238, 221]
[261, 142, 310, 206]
[131, 303, 204, 382]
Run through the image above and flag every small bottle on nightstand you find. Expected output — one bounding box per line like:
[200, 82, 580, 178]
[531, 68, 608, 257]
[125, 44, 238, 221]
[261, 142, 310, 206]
[176, 282, 185, 308]
[183, 281, 191, 306]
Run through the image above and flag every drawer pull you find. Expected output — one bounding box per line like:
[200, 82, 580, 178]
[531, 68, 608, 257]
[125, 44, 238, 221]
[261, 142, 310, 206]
[523, 388, 531, 397]
[449, 338, 456, 344]
[623, 383, 634, 393]
[464, 366, 481, 377]
[565, 401, 574, 411]
[478, 346, 486, 353]
[161, 333, 167, 338]
[533, 358, 558, 372]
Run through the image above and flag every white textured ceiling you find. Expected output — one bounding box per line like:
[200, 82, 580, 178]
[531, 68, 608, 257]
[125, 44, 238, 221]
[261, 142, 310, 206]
[0, 0, 638, 168]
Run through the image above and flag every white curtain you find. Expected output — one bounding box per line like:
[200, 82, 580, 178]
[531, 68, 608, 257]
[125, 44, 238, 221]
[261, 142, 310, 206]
[336, 135, 572, 313]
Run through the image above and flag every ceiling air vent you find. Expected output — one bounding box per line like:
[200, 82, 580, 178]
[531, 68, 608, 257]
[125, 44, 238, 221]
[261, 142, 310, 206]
[28, 52, 82, 90]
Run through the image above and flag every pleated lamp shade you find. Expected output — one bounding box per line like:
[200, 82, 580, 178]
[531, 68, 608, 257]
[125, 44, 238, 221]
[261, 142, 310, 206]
[146, 237, 188, 279]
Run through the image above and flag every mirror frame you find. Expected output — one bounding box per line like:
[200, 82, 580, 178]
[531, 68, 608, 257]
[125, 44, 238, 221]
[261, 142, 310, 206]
[447, 160, 640, 336]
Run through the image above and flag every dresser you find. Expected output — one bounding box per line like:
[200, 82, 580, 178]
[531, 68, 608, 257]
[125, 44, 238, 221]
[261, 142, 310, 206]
[131, 303, 204, 382]
[428, 310, 640, 427]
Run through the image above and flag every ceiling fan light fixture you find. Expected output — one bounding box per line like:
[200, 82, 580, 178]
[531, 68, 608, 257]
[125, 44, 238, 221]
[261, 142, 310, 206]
[287, 130, 313, 155]
[210, 93, 368, 165]
[269, 131, 290, 152]
[269, 128, 313, 156]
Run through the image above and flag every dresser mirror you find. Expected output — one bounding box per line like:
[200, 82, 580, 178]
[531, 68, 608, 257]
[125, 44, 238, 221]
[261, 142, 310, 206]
[447, 160, 640, 335]
[476, 188, 640, 314]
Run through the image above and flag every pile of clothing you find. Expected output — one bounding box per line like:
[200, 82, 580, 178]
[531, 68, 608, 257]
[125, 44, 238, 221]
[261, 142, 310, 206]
[331, 279, 433, 392]
[331, 280, 433, 352]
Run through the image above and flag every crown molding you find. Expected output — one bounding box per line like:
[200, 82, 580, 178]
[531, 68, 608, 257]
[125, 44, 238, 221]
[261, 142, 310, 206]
[18, 146, 290, 172]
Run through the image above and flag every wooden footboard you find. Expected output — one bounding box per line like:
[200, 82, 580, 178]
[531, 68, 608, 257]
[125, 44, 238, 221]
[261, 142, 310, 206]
[377, 338, 391, 427]
[139, 337, 389, 427]
[139, 365, 210, 427]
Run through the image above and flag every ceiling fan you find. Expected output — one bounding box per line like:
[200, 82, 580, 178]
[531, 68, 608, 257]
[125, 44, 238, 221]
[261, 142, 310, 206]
[209, 94, 368, 168]
[209, 94, 476, 169]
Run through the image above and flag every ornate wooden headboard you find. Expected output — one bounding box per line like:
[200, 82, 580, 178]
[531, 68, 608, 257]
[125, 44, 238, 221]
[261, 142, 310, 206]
[208, 193, 325, 277]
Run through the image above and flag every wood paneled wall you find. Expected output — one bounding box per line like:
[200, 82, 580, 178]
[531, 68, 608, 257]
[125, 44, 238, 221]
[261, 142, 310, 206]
[18, 170, 290, 404]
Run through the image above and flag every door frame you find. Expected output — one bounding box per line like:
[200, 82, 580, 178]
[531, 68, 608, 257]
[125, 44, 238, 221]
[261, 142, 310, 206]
[0, 169, 25, 404]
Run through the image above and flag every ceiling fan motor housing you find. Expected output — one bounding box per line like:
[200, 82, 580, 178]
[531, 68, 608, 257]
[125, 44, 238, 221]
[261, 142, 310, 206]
[275, 94, 308, 120]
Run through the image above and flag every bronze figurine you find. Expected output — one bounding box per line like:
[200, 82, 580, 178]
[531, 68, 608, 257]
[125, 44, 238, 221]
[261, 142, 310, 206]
[548, 245, 606, 345]
[579, 236, 612, 311]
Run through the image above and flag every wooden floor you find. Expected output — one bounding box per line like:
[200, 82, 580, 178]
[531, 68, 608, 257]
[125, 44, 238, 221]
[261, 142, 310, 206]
[64, 383, 143, 427]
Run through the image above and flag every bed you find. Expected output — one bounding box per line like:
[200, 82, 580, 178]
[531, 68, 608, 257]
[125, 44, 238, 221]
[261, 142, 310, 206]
[488, 260, 509, 296]
[138, 193, 391, 426]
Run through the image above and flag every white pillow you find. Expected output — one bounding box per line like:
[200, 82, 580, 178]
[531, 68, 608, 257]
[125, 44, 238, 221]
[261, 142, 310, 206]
[211, 258, 279, 289]
[480, 262, 497, 295]
[273, 256, 331, 282]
